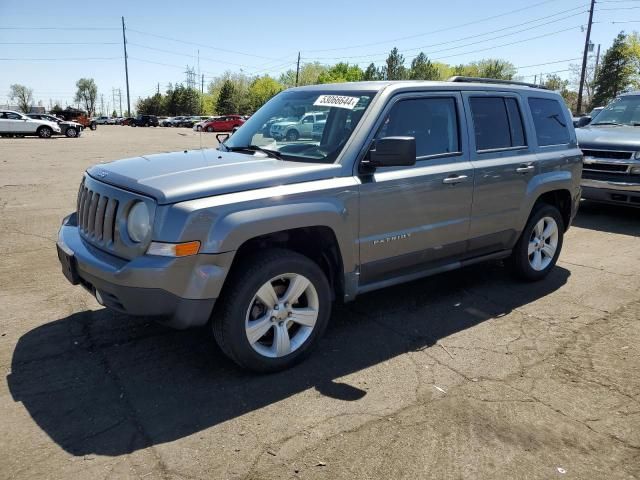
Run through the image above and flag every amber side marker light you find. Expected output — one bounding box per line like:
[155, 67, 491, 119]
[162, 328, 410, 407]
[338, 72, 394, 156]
[147, 241, 201, 257]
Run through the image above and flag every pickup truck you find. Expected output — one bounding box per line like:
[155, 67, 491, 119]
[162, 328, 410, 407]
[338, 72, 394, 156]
[576, 92, 640, 206]
[56, 78, 582, 372]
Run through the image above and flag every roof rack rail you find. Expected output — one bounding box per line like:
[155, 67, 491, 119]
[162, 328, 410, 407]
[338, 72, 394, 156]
[448, 76, 549, 90]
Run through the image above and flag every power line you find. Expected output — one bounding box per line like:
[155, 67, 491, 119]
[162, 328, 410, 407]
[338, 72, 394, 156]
[0, 26, 118, 30]
[305, 8, 587, 61]
[0, 57, 120, 61]
[515, 57, 583, 70]
[127, 42, 257, 70]
[0, 42, 119, 45]
[126, 28, 281, 61]
[304, 0, 574, 53]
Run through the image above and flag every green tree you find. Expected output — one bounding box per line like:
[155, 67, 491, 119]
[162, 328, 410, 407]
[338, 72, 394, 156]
[9, 84, 33, 113]
[111, 110, 118, 118]
[216, 80, 236, 115]
[247, 75, 283, 112]
[410, 53, 440, 80]
[317, 63, 364, 83]
[136, 93, 164, 115]
[74, 78, 98, 116]
[544, 74, 577, 111]
[279, 62, 328, 87]
[592, 32, 638, 107]
[384, 47, 407, 80]
[362, 63, 379, 81]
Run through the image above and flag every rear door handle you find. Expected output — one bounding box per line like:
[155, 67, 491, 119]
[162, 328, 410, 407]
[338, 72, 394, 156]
[516, 164, 535, 174]
[442, 174, 469, 185]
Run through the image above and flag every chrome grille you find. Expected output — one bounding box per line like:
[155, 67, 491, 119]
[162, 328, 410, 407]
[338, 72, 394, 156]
[77, 183, 119, 245]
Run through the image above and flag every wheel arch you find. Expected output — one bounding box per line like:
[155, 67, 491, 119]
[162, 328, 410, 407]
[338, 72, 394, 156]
[522, 171, 577, 232]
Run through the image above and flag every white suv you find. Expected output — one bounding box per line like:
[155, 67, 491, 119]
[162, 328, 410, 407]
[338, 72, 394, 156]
[0, 110, 61, 138]
[270, 111, 328, 141]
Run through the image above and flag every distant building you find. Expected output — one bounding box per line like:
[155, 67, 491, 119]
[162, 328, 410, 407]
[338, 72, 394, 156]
[0, 104, 46, 114]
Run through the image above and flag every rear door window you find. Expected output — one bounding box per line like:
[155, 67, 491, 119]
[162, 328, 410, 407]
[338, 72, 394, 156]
[528, 97, 570, 146]
[470, 97, 526, 151]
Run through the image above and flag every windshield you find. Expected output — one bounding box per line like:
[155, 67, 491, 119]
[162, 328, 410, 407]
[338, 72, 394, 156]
[223, 89, 375, 163]
[592, 95, 640, 125]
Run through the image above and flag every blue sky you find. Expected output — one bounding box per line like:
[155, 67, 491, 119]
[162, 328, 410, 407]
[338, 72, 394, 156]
[1, 0, 638, 113]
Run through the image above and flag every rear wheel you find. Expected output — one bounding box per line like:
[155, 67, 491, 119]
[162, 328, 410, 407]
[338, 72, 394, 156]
[206, 126, 214, 132]
[37, 126, 52, 138]
[510, 203, 564, 281]
[90, 122, 97, 130]
[212, 248, 331, 372]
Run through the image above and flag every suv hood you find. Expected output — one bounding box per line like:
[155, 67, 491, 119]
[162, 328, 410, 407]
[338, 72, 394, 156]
[87, 148, 342, 204]
[272, 120, 297, 127]
[576, 124, 640, 151]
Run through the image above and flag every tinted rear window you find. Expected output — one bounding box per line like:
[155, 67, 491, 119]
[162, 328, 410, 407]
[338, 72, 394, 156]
[470, 97, 526, 150]
[528, 97, 570, 146]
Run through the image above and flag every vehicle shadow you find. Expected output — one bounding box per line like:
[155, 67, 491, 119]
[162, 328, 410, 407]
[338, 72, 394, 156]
[573, 201, 640, 236]
[7, 262, 570, 457]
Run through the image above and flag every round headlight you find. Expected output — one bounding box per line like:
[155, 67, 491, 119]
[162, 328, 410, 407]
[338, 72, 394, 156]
[127, 202, 150, 243]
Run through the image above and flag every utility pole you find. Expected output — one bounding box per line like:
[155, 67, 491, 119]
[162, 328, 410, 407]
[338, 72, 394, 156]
[593, 43, 601, 83]
[295, 52, 301, 86]
[533, 74, 537, 85]
[157, 82, 160, 95]
[100, 94, 105, 116]
[112, 88, 116, 115]
[118, 88, 123, 117]
[122, 16, 131, 116]
[577, 0, 596, 115]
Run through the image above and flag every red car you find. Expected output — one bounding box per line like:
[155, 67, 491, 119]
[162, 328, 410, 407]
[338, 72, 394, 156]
[202, 115, 245, 132]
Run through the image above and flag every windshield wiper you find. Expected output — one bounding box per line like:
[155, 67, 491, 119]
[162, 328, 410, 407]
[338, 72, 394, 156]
[225, 145, 283, 160]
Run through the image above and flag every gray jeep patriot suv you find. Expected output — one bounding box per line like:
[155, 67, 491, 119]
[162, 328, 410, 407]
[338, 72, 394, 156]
[57, 77, 582, 371]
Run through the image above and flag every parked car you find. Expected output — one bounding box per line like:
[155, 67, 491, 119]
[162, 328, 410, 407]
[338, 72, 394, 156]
[270, 111, 327, 141]
[56, 78, 581, 372]
[93, 116, 110, 125]
[0, 109, 61, 138]
[120, 117, 135, 126]
[194, 116, 217, 132]
[202, 115, 245, 132]
[576, 91, 640, 207]
[131, 115, 159, 127]
[26, 113, 83, 138]
[166, 116, 188, 127]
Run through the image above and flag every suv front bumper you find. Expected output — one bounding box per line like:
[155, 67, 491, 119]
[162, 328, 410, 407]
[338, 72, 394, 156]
[582, 178, 640, 206]
[56, 213, 234, 328]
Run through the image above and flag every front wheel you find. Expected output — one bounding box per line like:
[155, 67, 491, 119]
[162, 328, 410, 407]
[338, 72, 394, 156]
[90, 122, 97, 131]
[65, 127, 78, 138]
[206, 126, 214, 132]
[286, 129, 299, 141]
[37, 126, 53, 138]
[212, 248, 331, 372]
[510, 203, 564, 281]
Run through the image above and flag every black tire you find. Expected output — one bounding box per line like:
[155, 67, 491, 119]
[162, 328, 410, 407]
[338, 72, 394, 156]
[509, 203, 564, 281]
[144, 122, 149, 127]
[65, 127, 78, 138]
[286, 129, 299, 141]
[196, 125, 202, 132]
[90, 122, 97, 131]
[37, 126, 52, 138]
[206, 126, 214, 132]
[212, 248, 332, 372]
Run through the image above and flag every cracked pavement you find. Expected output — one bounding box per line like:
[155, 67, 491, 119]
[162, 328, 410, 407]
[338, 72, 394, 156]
[1, 127, 639, 479]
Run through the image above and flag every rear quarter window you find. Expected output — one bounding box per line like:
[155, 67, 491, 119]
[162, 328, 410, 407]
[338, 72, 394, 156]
[528, 97, 570, 146]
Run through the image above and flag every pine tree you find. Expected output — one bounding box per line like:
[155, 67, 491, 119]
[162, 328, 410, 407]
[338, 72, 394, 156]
[216, 80, 236, 115]
[363, 63, 378, 81]
[385, 48, 407, 80]
[410, 53, 439, 80]
[592, 32, 635, 106]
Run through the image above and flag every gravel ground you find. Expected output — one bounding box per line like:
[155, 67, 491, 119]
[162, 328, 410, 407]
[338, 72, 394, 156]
[1, 126, 639, 480]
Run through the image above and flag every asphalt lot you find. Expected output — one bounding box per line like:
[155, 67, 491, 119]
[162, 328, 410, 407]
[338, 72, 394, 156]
[0, 126, 639, 480]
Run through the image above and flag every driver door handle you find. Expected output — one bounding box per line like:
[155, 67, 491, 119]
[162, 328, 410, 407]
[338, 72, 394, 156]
[516, 164, 535, 174]
[442, 174, 469, 185]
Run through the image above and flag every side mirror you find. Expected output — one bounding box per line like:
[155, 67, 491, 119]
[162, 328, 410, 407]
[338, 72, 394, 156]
[576, 116, 591, 128]
[368, 136, 416, 168]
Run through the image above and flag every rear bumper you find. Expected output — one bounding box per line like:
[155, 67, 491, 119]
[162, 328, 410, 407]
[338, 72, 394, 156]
[56, 213, 235, 328]
[581, 179, 640, 206]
